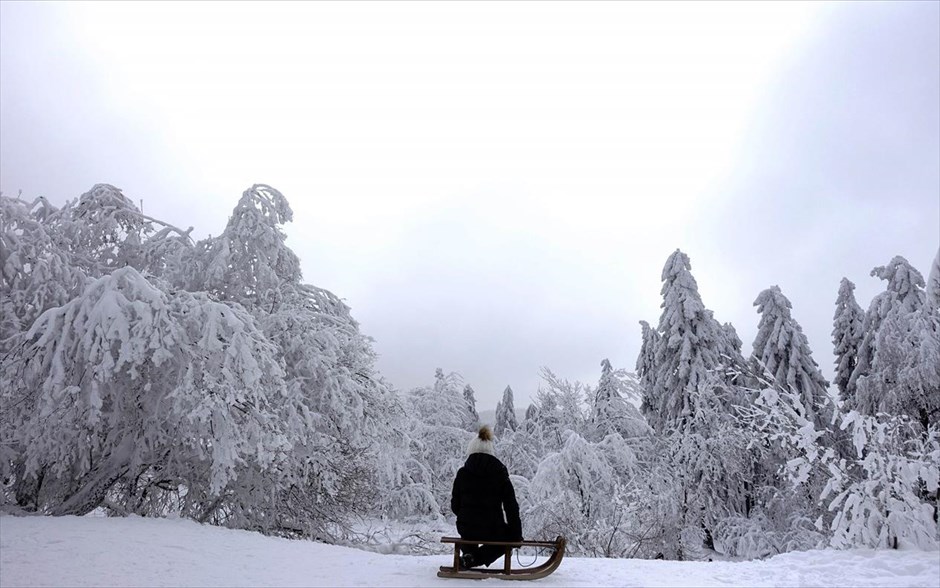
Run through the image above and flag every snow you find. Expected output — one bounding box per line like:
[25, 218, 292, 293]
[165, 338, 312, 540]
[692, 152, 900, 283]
[2, 516, 938, 588]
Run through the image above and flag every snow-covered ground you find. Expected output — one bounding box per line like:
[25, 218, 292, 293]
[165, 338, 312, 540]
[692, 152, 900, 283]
[1, 515, 937, 588]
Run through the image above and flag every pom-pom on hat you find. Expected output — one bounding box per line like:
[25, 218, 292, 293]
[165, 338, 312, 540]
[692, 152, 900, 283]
[467, 425, 495, 456]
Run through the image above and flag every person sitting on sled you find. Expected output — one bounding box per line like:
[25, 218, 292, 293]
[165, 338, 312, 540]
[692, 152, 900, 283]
[450, 425, 523, 569]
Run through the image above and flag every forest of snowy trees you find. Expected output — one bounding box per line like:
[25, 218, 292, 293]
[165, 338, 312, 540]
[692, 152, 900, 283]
[1, 185, 938, 560]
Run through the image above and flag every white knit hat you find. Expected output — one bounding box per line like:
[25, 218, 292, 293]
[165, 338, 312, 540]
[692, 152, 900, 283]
[467, 425, 495, 456]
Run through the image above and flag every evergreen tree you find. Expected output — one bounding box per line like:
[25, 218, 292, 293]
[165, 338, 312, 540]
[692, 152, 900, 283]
[643, 250, 736, 433]
[721, 322, 751, 391]
[637, 251, 753, 556]
[590, 359, 649, 440]
[495, 385, 519, 437]
[928, 248, 940, 314]
[751, 285, 830, 430]
[636, 320, 660, 423]
[522, 402, 541, 433]
[895, 297, 940, 432]
[832, 278, 864, 401]
[852, 257, 928, 418]
[524, 403, 540, 427]
[909, 248, 940, 430]
[463, 384, 480, 430]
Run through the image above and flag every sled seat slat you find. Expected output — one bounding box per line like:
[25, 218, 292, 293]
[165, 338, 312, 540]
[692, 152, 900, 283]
[440, 536, 558, 548]
[437, 536, 566, 581]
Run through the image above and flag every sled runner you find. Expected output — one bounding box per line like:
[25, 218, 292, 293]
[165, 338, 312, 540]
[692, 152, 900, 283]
[436, 536, 566, 581]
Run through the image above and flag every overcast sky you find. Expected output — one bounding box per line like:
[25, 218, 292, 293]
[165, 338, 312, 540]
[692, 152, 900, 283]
[2, 1, 938, 412]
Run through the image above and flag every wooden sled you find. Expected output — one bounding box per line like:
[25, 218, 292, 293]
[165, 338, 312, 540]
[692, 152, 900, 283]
[437, 536, 566, 581]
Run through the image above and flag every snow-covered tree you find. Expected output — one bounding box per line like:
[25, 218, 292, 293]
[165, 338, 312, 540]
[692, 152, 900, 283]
[533, 368, 589, 450]
[852, 257, 930, 422]
[892, 305, 940, 433]
[902, 248, 940, 431]
[400, 370, 471, 516]
[406, 369, 466, 430]
[524, 403, 539, 422]
[525, 431, 644, 557]
[0, 194, 87, 347]
[190, 184, 302, 310]
[824, 412, 939, 550]
[257, 284, 408, 538]
[733, 383, 832, 557]
[742, 381, 939, 552]
[1, 183, 412, 542]
[849, 257, 925, 404]
[721, 322, 743, 356]
[494, 385, 519, 437]
[0, 268, 292, 519]
[462, 384, 480, 429]
[832, 278, 864, 401]
[589, 359, 649, 441]
[751, 285, 830, 430]
[928, 248, 940, 314]
[636, 320, 659, 386]
[1, 185, 195, 343]
[642, 250, 738, 433]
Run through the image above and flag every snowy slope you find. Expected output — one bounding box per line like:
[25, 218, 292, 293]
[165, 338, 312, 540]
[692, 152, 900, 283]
[1, 516, 937, 588]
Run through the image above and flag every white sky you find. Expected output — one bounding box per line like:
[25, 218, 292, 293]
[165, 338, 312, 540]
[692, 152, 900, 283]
[2, 1, 938, 411]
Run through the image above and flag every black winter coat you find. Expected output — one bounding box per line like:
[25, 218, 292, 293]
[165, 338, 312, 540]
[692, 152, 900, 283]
[450, 453, 522, 542]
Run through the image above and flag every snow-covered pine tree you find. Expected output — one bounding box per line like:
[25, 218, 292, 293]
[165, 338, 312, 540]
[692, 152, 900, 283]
[751, 285, 831, 431]
[642, 250, 738, 433]
[636, 320, 660, 424]
[492, 401, 545, 479]
[928, 248, 940, 313]
[892, 250, 940, 433]
[849, 256, 925, 407]
[635, 251, 758, 558]
[589, 359, 649, 441]
[719, 322, 751, 394]
[832, 278, 864, 401]
[907, 248, 940, 431]
[852, 257, 929, 422]
[462, 384, 480, 430]
[721, 322, 743, 356]
[494, 385, 519, 437]
[524, 403, 540, 430]
[591, 359, 617, 437]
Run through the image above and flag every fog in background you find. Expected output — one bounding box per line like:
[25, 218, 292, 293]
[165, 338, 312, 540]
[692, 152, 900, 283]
[2, 2, 937, 411]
